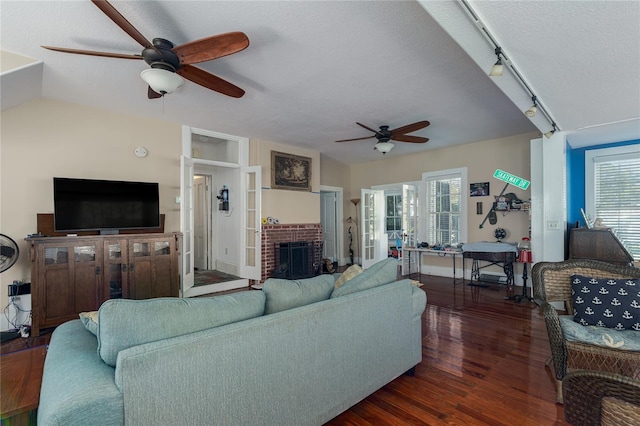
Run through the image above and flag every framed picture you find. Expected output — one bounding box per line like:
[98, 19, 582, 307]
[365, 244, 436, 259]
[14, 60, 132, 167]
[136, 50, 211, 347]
[470, 182, 490, 197]
[271, 151, 312, 192]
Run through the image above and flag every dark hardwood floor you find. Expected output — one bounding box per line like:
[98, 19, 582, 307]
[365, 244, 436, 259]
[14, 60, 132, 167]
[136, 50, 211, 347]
[326, 275, 569, 426]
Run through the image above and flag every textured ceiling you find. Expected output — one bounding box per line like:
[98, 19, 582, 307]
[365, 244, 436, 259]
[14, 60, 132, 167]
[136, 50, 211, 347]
[1, 1, 639, 164]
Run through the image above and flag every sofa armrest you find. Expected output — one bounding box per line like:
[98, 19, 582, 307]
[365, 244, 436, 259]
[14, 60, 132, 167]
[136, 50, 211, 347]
[38, 320, 124, 426]
[541, 301, 567, 380]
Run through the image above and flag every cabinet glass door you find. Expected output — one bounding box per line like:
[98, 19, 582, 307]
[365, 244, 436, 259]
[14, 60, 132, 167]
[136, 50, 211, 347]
[106, 242, 124, 299]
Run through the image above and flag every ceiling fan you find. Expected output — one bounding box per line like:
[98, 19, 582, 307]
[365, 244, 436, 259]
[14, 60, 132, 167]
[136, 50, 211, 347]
[336, 121, 430, 154]
[42, 0, 249, 99]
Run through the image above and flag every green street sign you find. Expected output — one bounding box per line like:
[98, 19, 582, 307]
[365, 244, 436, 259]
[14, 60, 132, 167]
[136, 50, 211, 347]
[493, 169, 530, 190]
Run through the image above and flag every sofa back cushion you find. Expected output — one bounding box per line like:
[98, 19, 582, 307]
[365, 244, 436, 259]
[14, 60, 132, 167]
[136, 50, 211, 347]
[97, 291, 265, 366]
[331, 257, 398, 298]
[262, 274, 335, 314]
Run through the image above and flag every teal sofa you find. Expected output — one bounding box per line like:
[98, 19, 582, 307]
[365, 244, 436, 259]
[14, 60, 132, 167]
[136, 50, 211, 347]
[38, 258, 426, 425]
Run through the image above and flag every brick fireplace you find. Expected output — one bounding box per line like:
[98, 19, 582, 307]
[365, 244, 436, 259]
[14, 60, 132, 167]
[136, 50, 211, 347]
[260, 223, 322, 283]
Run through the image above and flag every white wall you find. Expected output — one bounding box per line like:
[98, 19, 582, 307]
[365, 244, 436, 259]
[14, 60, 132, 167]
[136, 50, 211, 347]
[531, 133, 566, 262]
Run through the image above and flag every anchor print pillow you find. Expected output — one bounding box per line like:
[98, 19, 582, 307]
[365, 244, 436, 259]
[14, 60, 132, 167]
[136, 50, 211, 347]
[571, 275, 640, 330]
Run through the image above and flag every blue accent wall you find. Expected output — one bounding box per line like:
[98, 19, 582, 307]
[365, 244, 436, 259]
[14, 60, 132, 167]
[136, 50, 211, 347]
[566, 138, 640, 227]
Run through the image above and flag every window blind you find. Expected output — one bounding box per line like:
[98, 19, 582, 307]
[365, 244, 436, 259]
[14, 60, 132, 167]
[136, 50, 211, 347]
[594, 155, 640, 258]
[426, 174, 461, 245]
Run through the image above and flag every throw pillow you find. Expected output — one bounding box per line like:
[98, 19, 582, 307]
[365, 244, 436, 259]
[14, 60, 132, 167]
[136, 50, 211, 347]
[571, 274, 640, 330]
[334, 264, 363, 289]
[79, 311, 99, 335]
[262, 274, 335, 315]
[331, 257, 398, 298]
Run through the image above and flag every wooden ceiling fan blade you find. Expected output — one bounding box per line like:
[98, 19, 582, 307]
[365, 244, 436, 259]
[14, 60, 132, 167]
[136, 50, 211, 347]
[390, 120, 430, 135]
[177, 65, 245, 98]
[173, 32, 250, 65]
[356, 122, 379, 134]
[335, 136, 375, 143]
[91, 0, 153, 48]
[42, 45, 142, 60]
[391, 135, 429, 143]
[148, 86, 163, 99]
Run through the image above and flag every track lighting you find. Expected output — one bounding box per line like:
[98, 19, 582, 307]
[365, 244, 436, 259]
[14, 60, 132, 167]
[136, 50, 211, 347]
[489, 47, 504, 77]
[374, 141, 394, 154]
[544, 123, 557, 139]
[525, 96, 537, 117]
[461, 0, 560, 135]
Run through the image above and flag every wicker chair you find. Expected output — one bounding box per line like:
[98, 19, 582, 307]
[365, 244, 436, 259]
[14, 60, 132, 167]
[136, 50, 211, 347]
[563, 370, 640, 426]
[531, 259, 640, 403]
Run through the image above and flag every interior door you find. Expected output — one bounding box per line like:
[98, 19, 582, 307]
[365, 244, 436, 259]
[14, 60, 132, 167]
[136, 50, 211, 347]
[320, 191, 337, 261]
[402, 184, 419, 276]
[180, 155, 195, 294]
[361, 188, 386, 269]
[239, 166, 261, 280]
[193, 175, 210, 270]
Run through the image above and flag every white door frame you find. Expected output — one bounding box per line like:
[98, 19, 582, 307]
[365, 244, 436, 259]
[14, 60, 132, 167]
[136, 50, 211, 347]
[319, 185, 344, 265]
[181, 125, 255, 297]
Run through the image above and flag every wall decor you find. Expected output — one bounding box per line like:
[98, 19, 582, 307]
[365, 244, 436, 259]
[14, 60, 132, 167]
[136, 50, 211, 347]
[470, 182, 490, 197]
[271, 151, 312, 191]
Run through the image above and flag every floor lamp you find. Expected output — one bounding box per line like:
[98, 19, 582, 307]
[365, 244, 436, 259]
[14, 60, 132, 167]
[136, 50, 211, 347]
[351, 198, 360, 265]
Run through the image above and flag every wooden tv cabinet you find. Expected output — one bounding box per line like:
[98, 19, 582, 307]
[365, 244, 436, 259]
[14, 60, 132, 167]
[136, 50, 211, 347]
[27, 233, 180, 337]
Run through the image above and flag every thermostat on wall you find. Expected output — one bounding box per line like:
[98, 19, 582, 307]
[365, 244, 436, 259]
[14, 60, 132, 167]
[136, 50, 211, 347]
[134, 147, 148, 158]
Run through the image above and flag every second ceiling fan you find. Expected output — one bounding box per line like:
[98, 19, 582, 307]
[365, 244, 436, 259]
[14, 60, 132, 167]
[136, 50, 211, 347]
[42, 0, 249, 99]
[336, 121, 430, 154]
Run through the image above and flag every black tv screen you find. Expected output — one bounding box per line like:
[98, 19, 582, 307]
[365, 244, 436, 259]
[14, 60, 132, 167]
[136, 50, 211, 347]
[53, 177, 160, 232]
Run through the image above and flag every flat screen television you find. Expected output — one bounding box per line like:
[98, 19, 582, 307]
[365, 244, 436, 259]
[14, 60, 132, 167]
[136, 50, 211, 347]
[53, 177, 160, 233]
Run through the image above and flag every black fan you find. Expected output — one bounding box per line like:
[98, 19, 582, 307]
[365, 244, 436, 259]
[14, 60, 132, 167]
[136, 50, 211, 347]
[0, 234, 19, 273]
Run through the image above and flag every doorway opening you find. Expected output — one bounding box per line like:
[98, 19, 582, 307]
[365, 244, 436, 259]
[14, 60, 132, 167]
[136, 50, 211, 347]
[319, 185, 344, 266]
[192, 170, 241, 289]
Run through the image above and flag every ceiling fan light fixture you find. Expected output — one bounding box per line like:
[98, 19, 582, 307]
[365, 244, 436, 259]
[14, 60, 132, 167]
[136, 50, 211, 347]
[489, 47, 504, 77]
[374, 141, 394, 154]
[140, 68, 184, 95]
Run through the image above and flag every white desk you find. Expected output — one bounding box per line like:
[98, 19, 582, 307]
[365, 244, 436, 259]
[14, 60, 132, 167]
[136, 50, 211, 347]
[404, 248, 463, 284]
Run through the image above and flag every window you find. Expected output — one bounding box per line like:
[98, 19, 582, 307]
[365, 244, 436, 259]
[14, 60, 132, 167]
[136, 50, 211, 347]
[586, 145, 640, 258]
[385, 193, 402, 240]
[422, 168, 467, 246]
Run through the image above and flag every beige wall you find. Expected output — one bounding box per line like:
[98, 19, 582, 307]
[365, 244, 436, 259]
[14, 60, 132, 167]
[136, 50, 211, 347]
[0, 95, 536, 321]
[348, 132, 537, 268]
[253, 139, 321, 224]
[0, 98, 182, 312]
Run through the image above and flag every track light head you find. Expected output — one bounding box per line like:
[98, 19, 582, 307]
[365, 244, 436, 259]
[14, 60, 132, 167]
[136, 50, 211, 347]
[489, 47, 504, 77]
[544, 122, 557, 139]
[525, 95, 538, 117]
